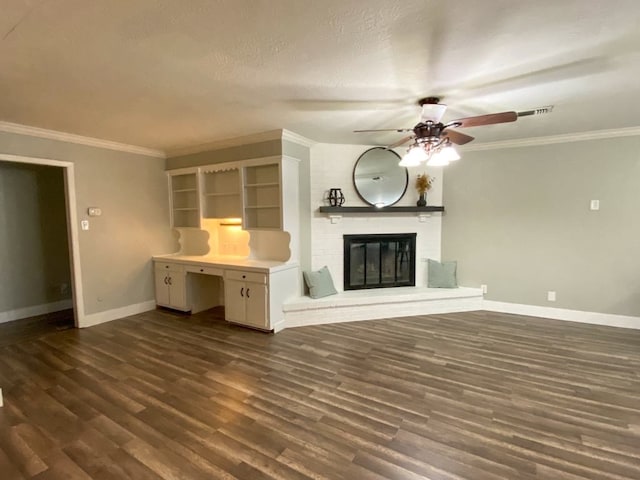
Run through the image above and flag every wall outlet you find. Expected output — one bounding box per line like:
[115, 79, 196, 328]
[547, 291, 556, 302]
[590, 199, 600, 211]
[88, 207, 102, 216]
[480, 284, 488, 294]
[81, 220, 89, 230]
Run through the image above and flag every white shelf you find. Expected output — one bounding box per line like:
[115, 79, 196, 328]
[244, 182, 279, 188]
[204, 192, 241, 197]
[173, 207, 198, 211]
[172, 188, 197, 193]
[245, 205, 279, 209]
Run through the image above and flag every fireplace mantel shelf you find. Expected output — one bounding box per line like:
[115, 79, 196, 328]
[319, 206, 444, 213]
[319, 205, 444, 223]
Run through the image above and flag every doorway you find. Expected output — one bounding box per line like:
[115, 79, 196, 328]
[0, 154, 84, 328]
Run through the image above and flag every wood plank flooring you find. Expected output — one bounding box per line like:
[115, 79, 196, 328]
[0, 308, 639, 479]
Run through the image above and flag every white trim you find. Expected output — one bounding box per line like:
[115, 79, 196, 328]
[166, 129, 285, 157]
[0, 121, 165, 158]
[0, 154, 84, 328]
[0, 388, 3, 408]
[483, 300, 640, 330]
[282, 129, 316, 147]
[81, 300, 157, 328]
[465, 126, 640, 152]
[0, 299, 73, 324]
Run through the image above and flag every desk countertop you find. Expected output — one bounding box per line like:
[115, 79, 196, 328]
[153, 254, 298, 273]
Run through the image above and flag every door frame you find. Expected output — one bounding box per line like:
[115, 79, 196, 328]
[0, 153, 84, 327]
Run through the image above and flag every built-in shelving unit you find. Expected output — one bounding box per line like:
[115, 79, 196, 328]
[243, 164, 282, 229]
[170, 172, 200, 228]
[201, 168, 242, 218]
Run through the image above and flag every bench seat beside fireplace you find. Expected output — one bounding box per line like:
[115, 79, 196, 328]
[281, 286, 483, 330]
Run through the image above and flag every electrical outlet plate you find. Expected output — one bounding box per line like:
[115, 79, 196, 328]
[481, 284, 488, 294]
[88, 207, 102, 216]
[81, 220, 89, 230]
[590, 200, 600, 210]
[547, 291, 556, 301]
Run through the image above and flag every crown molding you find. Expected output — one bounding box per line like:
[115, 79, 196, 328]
[0, 121, 165, 158]
[282, 129, 316, 147]
[166, 129, 285, 157]
[464, 126, 640, 152]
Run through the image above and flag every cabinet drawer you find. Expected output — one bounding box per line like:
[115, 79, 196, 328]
[225, 269, 267, 284]
[186, 265, 224, 276]
[155, 261, 184, 272]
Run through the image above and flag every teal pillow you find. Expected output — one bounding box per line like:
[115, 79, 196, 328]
[427, 259, 458, 288]
[303, 266, 338, 299]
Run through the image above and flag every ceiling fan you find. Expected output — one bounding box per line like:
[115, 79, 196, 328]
[354, 97, 552, 166]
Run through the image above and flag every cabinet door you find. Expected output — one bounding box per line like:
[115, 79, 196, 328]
[244, 282, 269, 329]
[168, 271, 188, 310]
[154, 269, 171, 306]
[224, 278, 246, 324]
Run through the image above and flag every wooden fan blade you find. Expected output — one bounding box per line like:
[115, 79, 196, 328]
[354, 128, 413, 133]
[387, 135, 414, 149]
[442, 129, 474, 145]
[447, 111, 518, 128]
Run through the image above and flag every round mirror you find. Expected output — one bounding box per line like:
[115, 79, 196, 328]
[353, 147, 408, 207]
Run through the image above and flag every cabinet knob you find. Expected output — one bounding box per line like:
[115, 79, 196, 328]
[165, 265, 169, 269]
[242, 275, 246, 279]
[200, 268, 204, 272]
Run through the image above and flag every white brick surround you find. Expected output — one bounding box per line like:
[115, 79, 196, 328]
[310, 143, 446, 290]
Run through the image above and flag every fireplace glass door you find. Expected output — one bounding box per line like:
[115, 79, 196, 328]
[343, 233, 416, 290]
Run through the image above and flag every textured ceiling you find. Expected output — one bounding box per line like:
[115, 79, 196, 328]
[1, 0, 640, 151]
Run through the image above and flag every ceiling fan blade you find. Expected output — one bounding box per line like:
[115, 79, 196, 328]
[442, 129, 475, 145]
[354, 128, 413, 133]
[447, 111, 518, 128]
[386, 135, 414, 149]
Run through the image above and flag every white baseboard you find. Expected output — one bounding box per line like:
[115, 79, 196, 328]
[0, 299, 73, 324]
[80, 300, 156, 328]
[483, 300, 640, 330]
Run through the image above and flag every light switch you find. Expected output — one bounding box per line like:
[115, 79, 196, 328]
[590, 200, 600, 211]
[81, 220, 89, 231]
[88, 207, 102, 216]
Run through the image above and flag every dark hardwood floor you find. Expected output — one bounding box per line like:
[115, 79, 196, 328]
[0, 308, 639, 479]
[0, 309, 74, 348]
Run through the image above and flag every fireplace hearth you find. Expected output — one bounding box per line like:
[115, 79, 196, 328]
[343, 233, 416, 290]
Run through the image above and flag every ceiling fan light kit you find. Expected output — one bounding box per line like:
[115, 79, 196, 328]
[356, 97, 549, 168]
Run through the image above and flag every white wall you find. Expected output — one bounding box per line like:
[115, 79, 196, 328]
[442, 135, 640, 317]
[309, 143, 445, 290]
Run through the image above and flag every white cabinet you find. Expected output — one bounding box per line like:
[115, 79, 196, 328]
[154, 263, 189, 311]
[224, 270, 269, 329]
[201, 167, 242, 219]
[169, 169, 200, 228]
[242, 157, 298, 232]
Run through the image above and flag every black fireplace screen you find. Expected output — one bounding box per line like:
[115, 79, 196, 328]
[343, 233, 416, 290]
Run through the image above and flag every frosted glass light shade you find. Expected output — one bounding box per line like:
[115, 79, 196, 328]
[427, 152, 450, 166]
[439, 145, 460, 162]
[420, 103, 447, 123]
[399, 146, 428, 166]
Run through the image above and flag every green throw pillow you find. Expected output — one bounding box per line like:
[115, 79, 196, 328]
[303, 266, 338, 299]
[427, 259, 458, 288]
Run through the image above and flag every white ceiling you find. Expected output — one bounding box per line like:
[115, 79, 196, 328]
[2, 0, 640, 152]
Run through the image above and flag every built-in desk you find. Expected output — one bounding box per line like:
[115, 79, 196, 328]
[152, 255, 299, 331]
